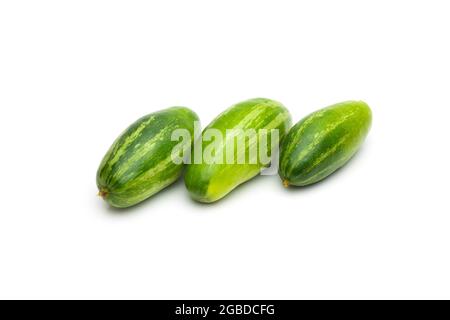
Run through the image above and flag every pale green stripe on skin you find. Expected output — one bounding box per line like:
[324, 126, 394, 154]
[109, 173, 178, 207]
[207, 101, 266, 130]
[296, 154, 350, 185]
[283, 109, 327, 158]
[100, 116, 156, 177]
[285, 110, 357, 178]
[111, 125, 173, 181]
[122, 156, 177, 190]
[301, 133, 350, 175]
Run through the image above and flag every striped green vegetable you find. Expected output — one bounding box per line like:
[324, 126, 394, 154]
[185, 98, 292, 203]
[279, 100, 372, 187]
[97, 107, 199, 208]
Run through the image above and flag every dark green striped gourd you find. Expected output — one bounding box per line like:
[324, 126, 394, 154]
[97, 107, 199, 208]
[185, 98, 292, 203]
[279, 101, 372, 187]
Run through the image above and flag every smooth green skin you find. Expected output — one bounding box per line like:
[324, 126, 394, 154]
[97, 107, 199, 208]
[185, 98, 292, 203]
[279, 101, 372, 186]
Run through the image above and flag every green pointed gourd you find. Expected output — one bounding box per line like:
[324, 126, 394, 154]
[97, 107, 199, 208]
[279, 100, 372, 187]
[185, 98, 292, 203]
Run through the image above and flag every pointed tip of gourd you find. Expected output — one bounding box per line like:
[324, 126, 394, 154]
[98, 189, 109, 199]
[282, 179, 290, 188]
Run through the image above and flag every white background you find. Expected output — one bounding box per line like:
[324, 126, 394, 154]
[1, 0, 449, 299]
